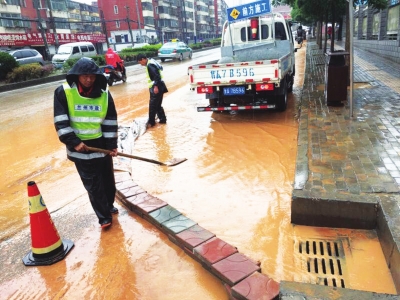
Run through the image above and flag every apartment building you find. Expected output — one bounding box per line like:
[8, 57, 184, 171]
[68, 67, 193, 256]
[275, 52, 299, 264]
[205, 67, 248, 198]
[98, 0, 226, 45]
[0, 0, 105, 59]
[0, 0, 229, 60]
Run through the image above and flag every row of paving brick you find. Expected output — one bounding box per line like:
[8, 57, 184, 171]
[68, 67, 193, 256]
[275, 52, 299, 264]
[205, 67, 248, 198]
[113, 171, 280, 300]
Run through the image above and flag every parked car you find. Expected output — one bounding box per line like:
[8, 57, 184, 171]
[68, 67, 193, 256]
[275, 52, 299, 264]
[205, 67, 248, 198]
[158, 42, 192, 62]
[52, 42, 97, 68]
[9, 49, 45, 66]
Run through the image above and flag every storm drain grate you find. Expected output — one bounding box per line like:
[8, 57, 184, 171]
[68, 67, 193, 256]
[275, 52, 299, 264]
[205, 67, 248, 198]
[294, 238, 348, 289]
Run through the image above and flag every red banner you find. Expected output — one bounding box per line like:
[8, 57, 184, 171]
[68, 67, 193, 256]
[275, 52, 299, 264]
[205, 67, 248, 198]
[0, 33, 106, 47]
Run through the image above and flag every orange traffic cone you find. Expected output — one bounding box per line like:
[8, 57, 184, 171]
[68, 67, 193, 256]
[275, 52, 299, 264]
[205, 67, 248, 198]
[22, 181, 74, 266]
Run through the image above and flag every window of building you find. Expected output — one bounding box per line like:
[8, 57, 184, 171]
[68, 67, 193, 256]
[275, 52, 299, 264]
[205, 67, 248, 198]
[354, 17, 358, 37]
[114, 5, 119, 14]
[372, 13, 380, 39]
[116, 20, 120, 28]
[387, 4, 399, 39]
[362, 16, 367, 39]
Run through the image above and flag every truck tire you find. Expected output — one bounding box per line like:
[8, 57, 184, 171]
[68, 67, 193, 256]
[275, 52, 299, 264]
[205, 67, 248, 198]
[287, 66, 295, 93]
[276, 78, 287, 112]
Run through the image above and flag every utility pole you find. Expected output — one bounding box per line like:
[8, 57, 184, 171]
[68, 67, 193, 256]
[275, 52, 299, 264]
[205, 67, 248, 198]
[46, 0, 59, 51]
[35, 0, 50, 61]
[182, 0, 188, 42]
[135, 0, 142, 42]
[125, 6, 135, 47]
[193, 2, 197, 43]
[100, 10, 110, 48]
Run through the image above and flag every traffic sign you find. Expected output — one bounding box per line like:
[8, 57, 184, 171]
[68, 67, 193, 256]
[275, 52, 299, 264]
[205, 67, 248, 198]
[226, 0, 271, 23]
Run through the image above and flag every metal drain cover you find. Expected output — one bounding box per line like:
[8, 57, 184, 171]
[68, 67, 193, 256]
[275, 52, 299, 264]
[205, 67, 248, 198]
[294, 238, 348, 288]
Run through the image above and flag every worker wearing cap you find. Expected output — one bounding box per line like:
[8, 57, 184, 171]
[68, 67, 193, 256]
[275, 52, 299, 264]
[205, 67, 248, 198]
[53, 57, 118, 229]
[136, 53, 168, 127]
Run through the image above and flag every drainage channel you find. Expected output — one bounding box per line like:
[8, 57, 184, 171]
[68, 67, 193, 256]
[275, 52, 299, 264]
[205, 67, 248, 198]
[292, 226, 397, 295]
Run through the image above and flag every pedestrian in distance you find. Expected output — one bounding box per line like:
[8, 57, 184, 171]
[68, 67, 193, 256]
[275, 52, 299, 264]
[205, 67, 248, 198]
[327, 25, 332, 40]
[136, 53, 168, 128]
[53, 57, 119, 229]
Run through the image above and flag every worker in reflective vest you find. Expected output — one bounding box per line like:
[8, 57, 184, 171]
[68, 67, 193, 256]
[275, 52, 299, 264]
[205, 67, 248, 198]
[53, 58, 119, 229]
[136, 53, 168, 127]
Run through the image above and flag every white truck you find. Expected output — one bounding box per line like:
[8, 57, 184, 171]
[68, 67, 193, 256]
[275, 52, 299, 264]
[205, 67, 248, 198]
[188, 11, 297, 112]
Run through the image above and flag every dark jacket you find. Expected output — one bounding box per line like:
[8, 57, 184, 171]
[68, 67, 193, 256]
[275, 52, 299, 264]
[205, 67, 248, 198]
[147, 59, 168, 94]
[53, 58, 118, 162]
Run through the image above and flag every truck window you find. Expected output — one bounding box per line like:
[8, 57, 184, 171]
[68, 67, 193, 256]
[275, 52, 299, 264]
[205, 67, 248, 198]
[274, 22, 287, 40]
[81, 46, 88, 53]
[72, 47, 80, 54]
[241, 24, 269, 41]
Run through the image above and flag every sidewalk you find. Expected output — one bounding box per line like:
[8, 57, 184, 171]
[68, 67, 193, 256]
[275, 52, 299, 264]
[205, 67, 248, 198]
[290, 40, 400, 296]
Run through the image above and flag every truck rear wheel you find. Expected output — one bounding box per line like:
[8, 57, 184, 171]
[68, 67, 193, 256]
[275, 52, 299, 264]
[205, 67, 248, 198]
[287, 67, 295, 93]
[276, 79, 288, 112]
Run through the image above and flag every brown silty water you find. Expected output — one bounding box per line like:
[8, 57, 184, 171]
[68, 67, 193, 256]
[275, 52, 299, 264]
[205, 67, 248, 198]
[0, 45, 396, 298]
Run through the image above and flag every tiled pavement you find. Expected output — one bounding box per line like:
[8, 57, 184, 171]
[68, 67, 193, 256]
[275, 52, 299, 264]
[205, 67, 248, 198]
[291, 40, 400, 296]
[294, 41, 400, 196]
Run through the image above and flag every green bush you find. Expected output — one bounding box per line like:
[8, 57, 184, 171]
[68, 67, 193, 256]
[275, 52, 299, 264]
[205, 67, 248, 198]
[119, 45, 161, 62]
[62, 55, 104, 73]
[190, 43, 203, 50]
[0, 52, 19, 80]
[5, 63, 54, 83]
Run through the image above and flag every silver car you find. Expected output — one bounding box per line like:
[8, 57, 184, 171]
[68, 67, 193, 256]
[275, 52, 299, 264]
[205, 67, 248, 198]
[9, 49, 45, 66]
[158, 42, 192, 62]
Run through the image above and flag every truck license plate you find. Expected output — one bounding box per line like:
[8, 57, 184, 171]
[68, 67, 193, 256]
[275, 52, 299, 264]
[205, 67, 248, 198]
[223, 86, 245, 96]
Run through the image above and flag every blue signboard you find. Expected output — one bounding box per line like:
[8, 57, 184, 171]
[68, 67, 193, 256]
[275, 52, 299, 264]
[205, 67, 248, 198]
[226, 0, 271, 23]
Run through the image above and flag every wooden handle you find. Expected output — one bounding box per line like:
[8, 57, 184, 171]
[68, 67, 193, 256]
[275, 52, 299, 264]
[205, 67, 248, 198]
[86, 146, 165, 166]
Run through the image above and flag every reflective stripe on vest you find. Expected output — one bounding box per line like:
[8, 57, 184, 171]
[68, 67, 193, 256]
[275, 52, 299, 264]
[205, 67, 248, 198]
[145, 59, 164, 88]
[64, 83, 108, 140]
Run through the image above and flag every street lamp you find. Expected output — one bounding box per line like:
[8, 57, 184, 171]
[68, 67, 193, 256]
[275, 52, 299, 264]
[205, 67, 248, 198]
[124, 5, 135, 47]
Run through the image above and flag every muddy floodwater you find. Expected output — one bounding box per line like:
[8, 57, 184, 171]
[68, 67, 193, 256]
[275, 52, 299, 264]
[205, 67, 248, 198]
[0, 46, 396, 298]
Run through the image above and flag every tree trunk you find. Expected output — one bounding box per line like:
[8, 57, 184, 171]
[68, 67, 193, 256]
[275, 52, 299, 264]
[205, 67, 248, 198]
[345, 3, 350, 56]
[338, 17, 343, 41]
[330, 0, 335, 52]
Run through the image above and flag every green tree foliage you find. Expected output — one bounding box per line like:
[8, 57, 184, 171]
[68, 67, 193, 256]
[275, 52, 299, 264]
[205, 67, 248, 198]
[0, 52, 19, 80]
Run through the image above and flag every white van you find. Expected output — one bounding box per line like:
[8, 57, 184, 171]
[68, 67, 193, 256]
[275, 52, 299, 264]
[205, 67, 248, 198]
[52, 42, 97, 68]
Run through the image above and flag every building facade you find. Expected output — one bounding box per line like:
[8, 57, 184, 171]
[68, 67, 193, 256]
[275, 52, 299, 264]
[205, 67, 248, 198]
[0, 0, 105, 59]
[98, 0, 227, 46]
[0, 0, 229, 59]
[353, 0, 400, 63]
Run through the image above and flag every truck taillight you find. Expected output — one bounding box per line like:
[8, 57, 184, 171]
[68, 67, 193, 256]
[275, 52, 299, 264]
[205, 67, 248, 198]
[197, 86, 214, 94]
[256, 83, 274, 91]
